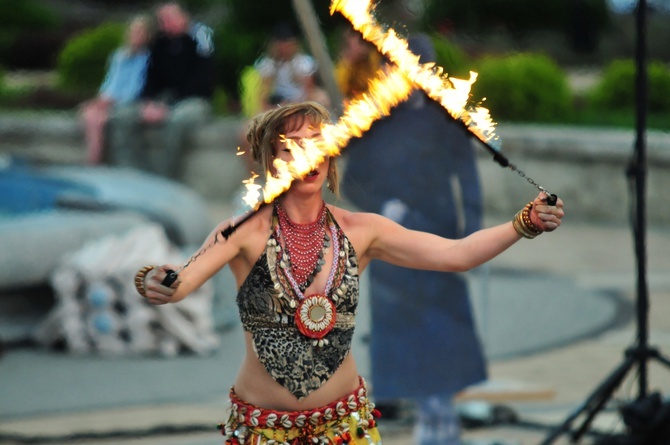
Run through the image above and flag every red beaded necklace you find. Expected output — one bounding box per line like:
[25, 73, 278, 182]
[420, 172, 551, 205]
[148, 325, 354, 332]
[275, 201, 328, 291]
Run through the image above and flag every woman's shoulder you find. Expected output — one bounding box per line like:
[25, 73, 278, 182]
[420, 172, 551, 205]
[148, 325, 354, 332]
[328, 204, 388, 232]
[207, 205, 274, 264]
[327, 205, 399, 266]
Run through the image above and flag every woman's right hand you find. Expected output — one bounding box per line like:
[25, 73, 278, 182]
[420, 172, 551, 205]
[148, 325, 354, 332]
[143, 265, 181, 305]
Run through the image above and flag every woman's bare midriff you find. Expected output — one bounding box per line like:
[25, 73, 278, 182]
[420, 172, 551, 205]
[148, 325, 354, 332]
[233, 332, 361, 411]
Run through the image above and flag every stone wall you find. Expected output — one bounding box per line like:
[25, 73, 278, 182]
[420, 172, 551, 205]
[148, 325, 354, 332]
[480, 124, 670, 226]
[2, 112, 669, 226]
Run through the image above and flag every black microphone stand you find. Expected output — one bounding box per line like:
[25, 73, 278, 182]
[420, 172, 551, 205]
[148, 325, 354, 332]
[541, 1, 670, 443]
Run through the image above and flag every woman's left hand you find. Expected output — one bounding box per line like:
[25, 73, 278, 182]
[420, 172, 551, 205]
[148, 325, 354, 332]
[530, 193, 564, 232]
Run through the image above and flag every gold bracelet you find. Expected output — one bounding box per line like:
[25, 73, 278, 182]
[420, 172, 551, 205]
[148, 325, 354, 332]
[134, 265, 156, 297]
[521, 202, 542, 234]
[513, 213, 537, 239]
[512, 202, 543, 239]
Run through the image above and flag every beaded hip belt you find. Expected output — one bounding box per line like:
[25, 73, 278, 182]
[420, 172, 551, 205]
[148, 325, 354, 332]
[219, 377, 381, 445]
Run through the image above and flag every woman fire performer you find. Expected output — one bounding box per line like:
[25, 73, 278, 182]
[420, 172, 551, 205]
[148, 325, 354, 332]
[134, 101, 564, 444]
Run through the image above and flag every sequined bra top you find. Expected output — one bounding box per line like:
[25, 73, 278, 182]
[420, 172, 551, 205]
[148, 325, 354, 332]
[236, 207, 360, 400]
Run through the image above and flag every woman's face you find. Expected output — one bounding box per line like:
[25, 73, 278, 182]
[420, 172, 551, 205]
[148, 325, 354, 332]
[274, 117, 329, 193]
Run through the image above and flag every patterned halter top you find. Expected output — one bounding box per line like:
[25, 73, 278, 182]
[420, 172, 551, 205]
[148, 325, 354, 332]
[236, 207, 360, 400]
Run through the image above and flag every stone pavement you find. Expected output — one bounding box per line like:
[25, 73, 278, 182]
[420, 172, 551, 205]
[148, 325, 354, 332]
[1, 199, 670, 445]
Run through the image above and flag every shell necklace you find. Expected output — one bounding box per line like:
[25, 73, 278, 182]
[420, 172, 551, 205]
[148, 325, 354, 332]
[275, 201, 327, 292]
[274, 202, 341, 343]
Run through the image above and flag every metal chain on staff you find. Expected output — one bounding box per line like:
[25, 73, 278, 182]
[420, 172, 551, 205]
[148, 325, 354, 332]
[161, 203, 270, 286]
[177, 235, 222, 274]
[161, 227, 226, 286]
[482, 154, 557, 205]
[508, 161, 556, 199]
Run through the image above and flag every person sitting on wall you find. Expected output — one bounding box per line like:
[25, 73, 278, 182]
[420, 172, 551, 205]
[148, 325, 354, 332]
[107, 1, 215, 179]
[79, 15, 152, 165]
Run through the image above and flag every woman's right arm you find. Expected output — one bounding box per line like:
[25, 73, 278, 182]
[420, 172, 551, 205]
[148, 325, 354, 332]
[141, 217, 246, 305]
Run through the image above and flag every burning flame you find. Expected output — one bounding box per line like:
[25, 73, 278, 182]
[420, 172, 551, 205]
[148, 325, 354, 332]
[240, 0, 499, 211]
[242, 66, 414, 208]
[331, 0, 498, 145]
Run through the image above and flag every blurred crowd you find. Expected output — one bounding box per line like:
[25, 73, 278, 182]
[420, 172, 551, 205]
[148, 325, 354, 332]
[79, 2, 214, 179]
[78, 1, 388, 180]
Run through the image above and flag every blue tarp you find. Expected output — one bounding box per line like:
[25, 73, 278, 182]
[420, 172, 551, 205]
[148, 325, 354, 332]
[0, 163, 96, 214]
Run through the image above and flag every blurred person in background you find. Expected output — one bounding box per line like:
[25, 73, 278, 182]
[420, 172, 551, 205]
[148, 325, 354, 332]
[254, 22, 330, 111]
[237, 22, 331, 175]
[108, 1, 214, 179]
[79, 15, 152, 165]
[342, 34, 487, 445]
[334, 27, 382, 103]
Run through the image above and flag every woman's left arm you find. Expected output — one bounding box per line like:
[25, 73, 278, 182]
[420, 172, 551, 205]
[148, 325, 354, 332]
[364, 193, 564, 273]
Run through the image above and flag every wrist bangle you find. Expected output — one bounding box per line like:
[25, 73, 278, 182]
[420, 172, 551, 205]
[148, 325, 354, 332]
[521, 202, 542, 233]
[512, 202, 543, 239]
[134, 265, 156, 297]
[513, 216, 537, 239]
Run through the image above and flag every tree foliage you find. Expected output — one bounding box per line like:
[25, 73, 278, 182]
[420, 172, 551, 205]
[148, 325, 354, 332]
[471, 53, 572, 121]
[56, 23, 125, 92]
[0, 0, 60, 64]
[589, 59, 670, 112]
[422, 0, 610, 49]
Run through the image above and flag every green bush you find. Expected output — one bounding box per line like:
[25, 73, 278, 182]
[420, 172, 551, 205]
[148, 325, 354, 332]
[224, 0, 334, 35]
[431, 34, 471, 79]
[56, 23, 125, 92]
[212, 87, 230, 115]
[420, 0, 608, 42]
[213, 24, 265, 102]
[0, 65, 5, 97]
[471, 53, 572, 122]
[0, 0, 59, 29]
[589, 59, 670, 113]
[0, 0, 60, 62]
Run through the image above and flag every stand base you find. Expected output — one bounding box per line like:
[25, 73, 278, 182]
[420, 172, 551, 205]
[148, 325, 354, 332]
[541, 346, 670, 445]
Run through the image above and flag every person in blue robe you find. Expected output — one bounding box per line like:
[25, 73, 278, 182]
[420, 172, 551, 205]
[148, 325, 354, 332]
[342, 34, 486, 445]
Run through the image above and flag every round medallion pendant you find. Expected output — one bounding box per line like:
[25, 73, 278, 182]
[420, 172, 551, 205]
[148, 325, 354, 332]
[294, 294, 336, 339]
